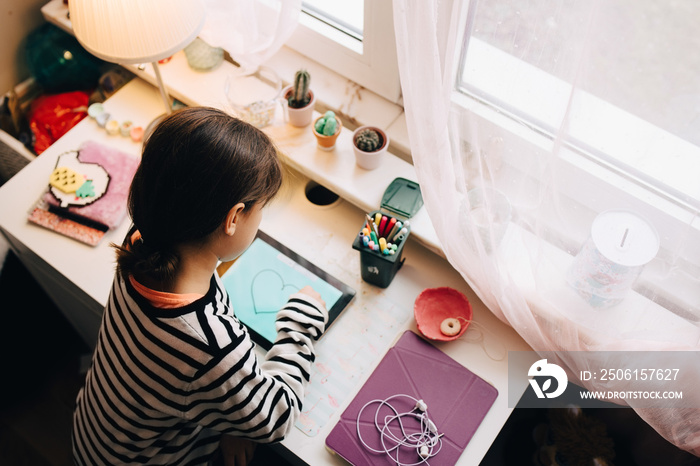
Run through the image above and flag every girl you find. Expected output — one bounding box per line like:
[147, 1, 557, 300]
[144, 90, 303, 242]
[72, 107, 328, 465]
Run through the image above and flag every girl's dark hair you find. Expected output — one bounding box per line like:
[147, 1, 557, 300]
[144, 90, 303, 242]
[115, 107, 282, 285]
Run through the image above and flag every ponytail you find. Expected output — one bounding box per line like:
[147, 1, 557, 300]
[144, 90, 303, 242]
[114, 234, 179, 286]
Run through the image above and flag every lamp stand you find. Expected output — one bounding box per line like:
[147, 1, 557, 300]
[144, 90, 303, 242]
[144, 61, 173, 140]
[151, 61, 172, 115]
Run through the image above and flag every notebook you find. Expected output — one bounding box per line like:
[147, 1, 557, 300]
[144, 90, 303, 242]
[325, 330, 498, 466]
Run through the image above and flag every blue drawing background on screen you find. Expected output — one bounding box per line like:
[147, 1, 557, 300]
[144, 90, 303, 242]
[221, 238, 343, 343]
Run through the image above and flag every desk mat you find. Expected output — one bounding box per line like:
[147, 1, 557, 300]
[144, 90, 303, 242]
[295, 288, 409, 437]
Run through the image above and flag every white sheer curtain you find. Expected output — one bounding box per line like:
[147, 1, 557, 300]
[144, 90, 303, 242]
[394, 0, 700, 455]
[199, 0, 301, 72]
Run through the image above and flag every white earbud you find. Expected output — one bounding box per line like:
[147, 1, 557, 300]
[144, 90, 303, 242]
[419, 445, 430, 458]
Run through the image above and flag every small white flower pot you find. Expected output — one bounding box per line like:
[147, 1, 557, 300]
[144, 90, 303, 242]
[352, 126, 389, 170]
[282, 86, 315, 127]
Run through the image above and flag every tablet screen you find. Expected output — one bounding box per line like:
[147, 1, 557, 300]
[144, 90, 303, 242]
[220, 231, 355, 350]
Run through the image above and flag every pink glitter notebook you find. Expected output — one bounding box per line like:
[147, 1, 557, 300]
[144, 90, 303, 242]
[325, 331, 498, 466]
[28, 140, 139, 246]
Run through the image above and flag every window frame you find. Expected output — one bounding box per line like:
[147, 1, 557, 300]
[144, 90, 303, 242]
[456, 37, 700, 211]
[284, 0, 402, 103]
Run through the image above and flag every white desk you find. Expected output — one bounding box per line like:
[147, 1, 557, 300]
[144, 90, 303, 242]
[0, 78, 531, 465]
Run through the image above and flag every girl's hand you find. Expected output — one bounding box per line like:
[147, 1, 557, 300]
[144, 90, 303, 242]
[298, 285, 326, 309]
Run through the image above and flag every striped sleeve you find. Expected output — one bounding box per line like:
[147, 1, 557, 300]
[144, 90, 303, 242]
[264, 293, 329, 406]
[181, 289, 328, 443]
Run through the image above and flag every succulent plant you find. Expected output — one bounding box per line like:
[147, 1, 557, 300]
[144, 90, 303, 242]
[315, 111, 338, 136]
[288, 69, 311, 109]
[355, 128, 382, 152]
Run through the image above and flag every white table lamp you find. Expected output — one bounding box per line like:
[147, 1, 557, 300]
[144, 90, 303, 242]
[69, 0, 206, 115]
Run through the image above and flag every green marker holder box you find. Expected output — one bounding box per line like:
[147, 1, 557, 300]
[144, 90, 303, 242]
[352, 177, 423, 288]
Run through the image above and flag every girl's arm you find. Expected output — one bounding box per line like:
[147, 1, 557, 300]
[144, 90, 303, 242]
[263, 287, 328, 402]
[184, 289, 328, 442]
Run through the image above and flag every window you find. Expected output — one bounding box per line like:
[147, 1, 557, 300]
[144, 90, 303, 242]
[285, 0, 401, 103]
[301, 1, 363, 44]
[457, 0, 700, 210]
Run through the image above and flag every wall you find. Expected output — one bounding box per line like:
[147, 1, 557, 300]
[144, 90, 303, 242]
[1, 0, 47, 93]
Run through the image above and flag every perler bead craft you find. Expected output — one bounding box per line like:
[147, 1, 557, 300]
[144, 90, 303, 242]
[49, 166, 85, 194]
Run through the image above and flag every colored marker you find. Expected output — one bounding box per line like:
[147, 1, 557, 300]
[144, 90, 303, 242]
[362, 227, 370, 236]
[385, 217, 397, 237]
[370, 231, 378, 245]
[379, 237, 387, 253]
[366, 214, 379, 237]
[374, 212, 382, 226]
[386, 220, 402, 241]
[368, 240, 375, 249]
[378, 215, 388, 237]
[392, 227, 408, 242]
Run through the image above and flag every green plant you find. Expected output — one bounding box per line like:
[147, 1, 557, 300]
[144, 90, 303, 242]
[288, 69, 311, 109]
[315, 111, 338, 136]
[355, 128, 382, 152]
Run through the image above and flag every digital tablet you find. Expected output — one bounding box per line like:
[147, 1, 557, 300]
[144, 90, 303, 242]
[220, 230, 356, 350]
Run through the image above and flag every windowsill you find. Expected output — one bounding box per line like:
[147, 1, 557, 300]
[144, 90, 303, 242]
[500, 223, 700, 344]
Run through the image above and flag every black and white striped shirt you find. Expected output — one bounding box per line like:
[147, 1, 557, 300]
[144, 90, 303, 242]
[72, 271, 327, 465]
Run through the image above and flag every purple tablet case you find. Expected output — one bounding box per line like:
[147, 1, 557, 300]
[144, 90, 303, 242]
[325, 330, 498, 465]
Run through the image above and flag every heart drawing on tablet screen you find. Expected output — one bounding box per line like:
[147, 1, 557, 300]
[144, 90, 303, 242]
[250, 269, 300, 314]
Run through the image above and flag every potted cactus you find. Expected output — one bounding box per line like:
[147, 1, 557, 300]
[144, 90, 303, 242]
[352, 126, 390, 170]
[282, 69, 315, 127]
[312, 111, 342, 150]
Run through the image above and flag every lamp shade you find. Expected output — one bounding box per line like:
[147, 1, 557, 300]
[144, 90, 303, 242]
[70, 0, 206, 64]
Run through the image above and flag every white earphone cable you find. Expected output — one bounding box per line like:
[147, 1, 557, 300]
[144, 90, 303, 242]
[356, 394, 443, 466]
